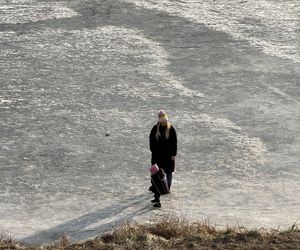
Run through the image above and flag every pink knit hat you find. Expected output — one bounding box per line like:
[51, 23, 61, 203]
[158, 110, 166, 117]
[149, 164, 159, 175]
[158, 110, 169, 122]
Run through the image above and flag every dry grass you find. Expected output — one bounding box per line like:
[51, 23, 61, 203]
[1, 217, 300, 249]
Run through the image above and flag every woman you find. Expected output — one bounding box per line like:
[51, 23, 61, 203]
[149, 110, 177, 191]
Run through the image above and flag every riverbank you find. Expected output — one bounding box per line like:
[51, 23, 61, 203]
[1, 217, 299, 249]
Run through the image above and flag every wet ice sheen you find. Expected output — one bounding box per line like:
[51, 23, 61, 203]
[0, 0, 299, 245]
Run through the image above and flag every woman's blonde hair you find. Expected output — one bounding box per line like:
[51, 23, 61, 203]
[155, 113, 171, 140]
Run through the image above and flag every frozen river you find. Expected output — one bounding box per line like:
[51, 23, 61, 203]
[0, 0, 299, 245]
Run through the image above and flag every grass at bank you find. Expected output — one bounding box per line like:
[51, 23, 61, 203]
[1, 217, 300, 249]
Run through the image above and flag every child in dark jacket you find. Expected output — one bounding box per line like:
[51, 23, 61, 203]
[149, 164, 170, 207]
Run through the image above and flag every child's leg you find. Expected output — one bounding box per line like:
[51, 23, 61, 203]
[152, 192, 161, 207]
[152, 192, 160, 202]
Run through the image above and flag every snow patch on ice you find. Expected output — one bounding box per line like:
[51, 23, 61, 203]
[0, 25, 203, 101]
[122, 0, 300, 63]
[0, 1, 78, 24]
[174, 111, 267, 179]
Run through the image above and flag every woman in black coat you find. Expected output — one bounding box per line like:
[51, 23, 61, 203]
[149, 110, 177, 189]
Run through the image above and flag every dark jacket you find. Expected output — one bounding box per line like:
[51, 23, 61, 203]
[149, 123, 177, 173]
[151, 168, 170, 195]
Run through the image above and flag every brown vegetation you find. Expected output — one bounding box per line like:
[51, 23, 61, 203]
[1, 217, 300, 249]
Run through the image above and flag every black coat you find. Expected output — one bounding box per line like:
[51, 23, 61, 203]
[149, 123, 177, 173]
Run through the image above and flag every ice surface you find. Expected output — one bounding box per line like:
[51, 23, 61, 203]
[0, 0, 299, 245]
[0, 1, 78, 24]
[122, 0, 300, 63]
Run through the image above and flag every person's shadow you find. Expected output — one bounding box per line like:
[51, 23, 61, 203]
[20, 193, 152, 245]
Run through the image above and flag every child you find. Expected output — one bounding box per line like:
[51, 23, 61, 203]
[149, 164, 170, 207]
